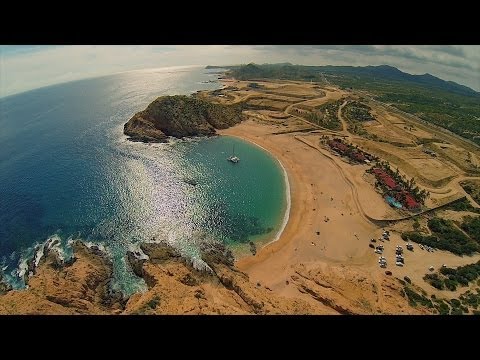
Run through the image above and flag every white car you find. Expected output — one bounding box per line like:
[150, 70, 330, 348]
[395, 261, 404, 267]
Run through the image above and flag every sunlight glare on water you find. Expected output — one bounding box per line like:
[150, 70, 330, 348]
[0, 67, 286, 294]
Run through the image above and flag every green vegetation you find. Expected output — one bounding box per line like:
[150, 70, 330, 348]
[403, 286, 433, 308]
[343, 101, 375, 122]
[436, 300, 451, 315]
[424, 261, 480, 291]
[431, 286, 480, 315]
[342, 101, 375, 136]
[124, 95, 244, 142]
[461, 216, 480, 242]
[248, 82, 263, 89]
[401, 217, 480, 255]
[376, 91, 479, 145]
[424, 273, 445, 290]
[306, 100, 342, 130]
[406, 277, 480, 314]
[413, 218, 421, 231]
[443, 198, 480, 214]
[459, 289, 480, 310]
[227, 63, 480, 145]
[460, 180, 480, 206]
[147, 296, 160, 309]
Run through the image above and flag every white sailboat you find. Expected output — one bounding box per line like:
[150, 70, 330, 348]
[227, 144, 240, 163]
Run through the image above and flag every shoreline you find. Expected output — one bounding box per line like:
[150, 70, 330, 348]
[218, 123, 307, 276]
[269, 157, 291, 245]
[219, 120, 386, 294]
[224, 134, 291, 247]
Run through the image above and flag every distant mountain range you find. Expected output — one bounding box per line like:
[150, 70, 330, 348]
[322, 64, 478, 97]
[208, 63, 478, 97]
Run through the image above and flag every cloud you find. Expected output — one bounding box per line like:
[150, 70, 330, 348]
[1, 45, 479, 97]
[248, 45, 479, 91]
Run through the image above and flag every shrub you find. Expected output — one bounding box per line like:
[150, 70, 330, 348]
[440, 267, 456, 276]
[424, 273, 445, 290]
[461, 216, 480, 242]
[450, 298, 461, 307]
[401, 217, 480, 255]
[444, 279, 458, 291]
[146, 296, 160, 309]
[438, 303, 450, 315]
[413, 220, 421, 231]
[404, 286, 433, 308]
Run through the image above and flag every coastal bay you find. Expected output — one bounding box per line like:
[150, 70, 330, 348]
[3, 63, 480, 315]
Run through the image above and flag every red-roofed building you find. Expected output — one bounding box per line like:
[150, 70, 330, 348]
[372, 168, 397, 189]
[352, 151, 366, 162]
[404, 194, 420, 209]
[394, 191, 420, 210]
[372, 168, 384, 176]
[328, 140, 349, 154]
[370, 168, 421, 211]
[381, 175, 397, 190]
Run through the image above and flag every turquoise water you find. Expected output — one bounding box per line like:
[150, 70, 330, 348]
[385, 196, 402, 209]
[0, 66, 287, 293]
[183, 136, 286, 247]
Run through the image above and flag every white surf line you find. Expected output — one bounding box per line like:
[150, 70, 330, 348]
[224, 135, 291, 246]
[268, 157, 291, 245]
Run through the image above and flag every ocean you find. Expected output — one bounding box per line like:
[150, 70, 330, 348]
[0, 66, 287, 294]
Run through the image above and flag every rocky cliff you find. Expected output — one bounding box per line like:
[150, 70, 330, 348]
[124, 95, 244, 143]
[0, 241, 125, 314]
[0, 240, 320, 315]
[124, 241, 322, 314]
[0, 240, 427, 315]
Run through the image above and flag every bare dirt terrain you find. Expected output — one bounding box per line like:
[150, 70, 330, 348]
[217, 77, 480, 314]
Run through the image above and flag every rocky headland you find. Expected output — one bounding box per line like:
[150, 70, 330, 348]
[0, 241, 125, 314]
[123, 95, 244, 143]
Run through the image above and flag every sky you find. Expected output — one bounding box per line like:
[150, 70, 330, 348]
[1, 45, 479, 98]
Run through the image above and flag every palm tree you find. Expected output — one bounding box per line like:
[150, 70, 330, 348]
[417, 189, 430, 204]
[407, 177, 416, 192]
[394, 167, 401, 182]
[411, 186, 419, 199]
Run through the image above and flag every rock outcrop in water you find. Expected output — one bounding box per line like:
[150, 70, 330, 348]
[124, 95, 244, 143]
[124, 241, 319, 314]
[0, 239, 318, 314]
[0, 239, 427, 315]
[0, 241, 125, 314]
[0, 273, 12, 295]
